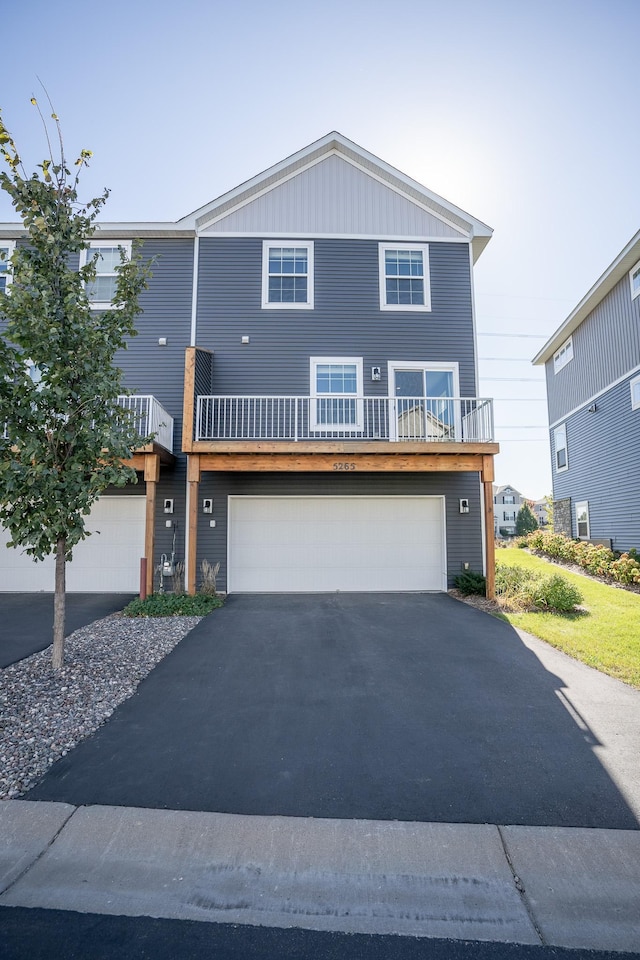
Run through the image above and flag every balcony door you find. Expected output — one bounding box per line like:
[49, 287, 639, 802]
[388, 362, 460, 441]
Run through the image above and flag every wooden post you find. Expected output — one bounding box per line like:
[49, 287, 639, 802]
[182, 347, 196, 453]
[482, 455, 496, 599]
[187, 454, 201, 595]
[144, 454, 160, 597]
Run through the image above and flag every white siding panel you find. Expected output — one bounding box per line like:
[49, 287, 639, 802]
[228, 496, 446, 592]
[204, 156, 465, 239]
[0, 497, 145, 592]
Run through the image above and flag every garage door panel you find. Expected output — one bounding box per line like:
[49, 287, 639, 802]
[229, 496, 445, 593]
[0, 497, 145, 592]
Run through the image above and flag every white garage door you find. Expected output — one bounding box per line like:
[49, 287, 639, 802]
[228, 496, 446, 593]
[0, 497, 145, 592]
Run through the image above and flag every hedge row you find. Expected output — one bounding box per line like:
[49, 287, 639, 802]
[516, 530, 640, 586]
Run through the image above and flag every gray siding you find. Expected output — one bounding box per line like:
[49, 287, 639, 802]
[545, 274, 640, 423]
[205, 154, 465, 239]
[194, 472, 483, 592]
[551, 374, 640, 551]
[117, 238, 194, 443]
[196, 238, 476, 397]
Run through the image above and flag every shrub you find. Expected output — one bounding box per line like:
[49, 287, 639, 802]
[495, 564, 582, 612]
[123, 593, 224, 618]
[517, 531, 640, 588]
[453, 570, 487, 595]
[526, 574, 583, 612]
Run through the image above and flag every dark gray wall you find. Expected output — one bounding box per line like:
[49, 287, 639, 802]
[117, 238, 194, 442]
[545, 274, 640, 423]
[194, 472, 484, 592]
[551, 374, 640, 551]
[195, 239, 477, 397]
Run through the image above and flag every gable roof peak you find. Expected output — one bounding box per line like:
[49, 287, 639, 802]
[177, 131, 493, 259]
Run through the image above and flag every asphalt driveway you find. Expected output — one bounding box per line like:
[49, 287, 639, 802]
[25, 593, 639, 828]
[0, 594, 136, 667]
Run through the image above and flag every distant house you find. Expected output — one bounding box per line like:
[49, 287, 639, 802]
[533, 498, 549, 529]
[493, 484, 525, 538]
[533, 230, 640, 551]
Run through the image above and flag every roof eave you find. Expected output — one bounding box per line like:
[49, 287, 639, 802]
[533, 228, 640, 365]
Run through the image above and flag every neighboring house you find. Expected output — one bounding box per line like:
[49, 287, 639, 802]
[533, 498, 549, 529]
[1, 131, 498, 595]
[493, 484, 525, 538]
[533, 229, 640, 551]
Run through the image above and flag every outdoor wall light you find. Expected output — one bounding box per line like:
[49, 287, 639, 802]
[163, 499, 174, 514]
[241, 335, 250, 344]
[588, 403, 597, 413]
[371, 366, 381, 381]
[203, 498, 213, 514]
[459, 499, 470, 514]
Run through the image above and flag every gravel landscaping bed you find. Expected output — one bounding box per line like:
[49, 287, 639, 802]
[0, 614, 201, 800]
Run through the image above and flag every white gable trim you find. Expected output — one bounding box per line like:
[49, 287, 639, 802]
[196, 149, 471, 239]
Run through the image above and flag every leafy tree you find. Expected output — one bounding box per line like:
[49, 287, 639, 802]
[0, 101, 151, 669]
[515, 501, 539, 536]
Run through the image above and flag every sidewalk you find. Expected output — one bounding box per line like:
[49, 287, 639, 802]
[1, 800, 639, 953]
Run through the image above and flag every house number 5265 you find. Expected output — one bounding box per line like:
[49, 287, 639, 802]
[333, 462, 357, 471]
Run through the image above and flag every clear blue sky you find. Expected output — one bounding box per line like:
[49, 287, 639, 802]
[2, 0, 639, 499]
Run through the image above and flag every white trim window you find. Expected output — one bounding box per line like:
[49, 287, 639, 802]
[379, 243, 431, 311]
[0, 241, 16, 294]
[262, 241, 314, 309]
[629, 260, 640, 300]
[81, 241, 132, 308]
[310, 357, 363, 431]
[553, 336, 573, 374]
[554, 423, 568, 472]
[631, 375, 640, 410]
[575, 500, 590, 539]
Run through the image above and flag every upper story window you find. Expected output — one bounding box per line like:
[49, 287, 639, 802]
[503, 511, 516, 522]
[554, 423, 568, 472]
[262, 241, 314, 309]
[310, 357, 363, 431]
[379, 243, 431, 311]
[575, 501, 590, 539]
[631, 375, 640, 410]
[81, 241, 132, 309]
[0, 241, 15, 294]
[553, 336, 573, 374]
[629, 260, 640, 300]
[503, 495, 515, 504]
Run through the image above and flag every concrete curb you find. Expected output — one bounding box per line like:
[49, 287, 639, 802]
[1, 801, 639, 950]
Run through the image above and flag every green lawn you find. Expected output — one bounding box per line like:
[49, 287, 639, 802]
[495, 548, 640, 689]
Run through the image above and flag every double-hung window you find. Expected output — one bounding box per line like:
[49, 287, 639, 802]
[310, 357, 363, 431]
[631, 375, 640, 410]
[81, 241, 132, 308]
[379, 243, 431, 311]
[0, 241, 15, 294]
[503, 494, 515, 504]
[554, 423, 568, 472]
[575, 501, 590, 539]
[262, 241, 314, 309]
[629, 260, 640, 300]
[553, 336, 573, 374]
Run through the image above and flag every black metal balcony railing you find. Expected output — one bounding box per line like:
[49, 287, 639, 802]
[195, 396, 494, 443]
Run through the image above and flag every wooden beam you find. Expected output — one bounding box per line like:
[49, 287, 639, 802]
[187, 476, 199, 595]
[144, 453, 160, 483]
[192, 439, 500, 456]
[145, 478, 157, 597]
[197, 452, 485, 473]
[187, 453, 202, 482]
[481, 454, 495, 484]
[484, 479, 496, 599]
[182, 347, 196, 453]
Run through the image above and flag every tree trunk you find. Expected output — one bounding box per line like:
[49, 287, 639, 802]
[52, 536, 66, 671]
